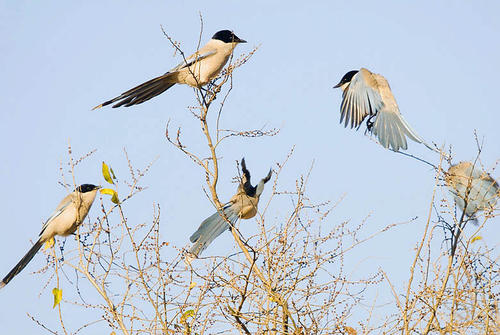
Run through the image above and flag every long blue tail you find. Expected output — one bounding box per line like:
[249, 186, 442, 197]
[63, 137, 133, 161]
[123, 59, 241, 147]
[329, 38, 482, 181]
[0, 239, 43, 289]
[189, 207, 238, 257]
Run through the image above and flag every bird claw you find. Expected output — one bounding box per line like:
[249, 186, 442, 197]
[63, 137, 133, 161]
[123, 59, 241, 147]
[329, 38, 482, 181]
[366, 115, 376, 132]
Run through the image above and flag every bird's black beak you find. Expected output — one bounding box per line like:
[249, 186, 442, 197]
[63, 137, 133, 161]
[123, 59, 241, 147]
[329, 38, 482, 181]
[234, 37, 247, 43]
[333, 81, 342, 89]
[95, 185, 102, 190]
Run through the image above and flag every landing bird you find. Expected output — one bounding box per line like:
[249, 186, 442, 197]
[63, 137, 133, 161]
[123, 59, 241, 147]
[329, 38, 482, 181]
[334, 68, 432, 152]
[445, 161, 499, 219]
[0, 184, 100, 288]
[188, 158, 272, 258]
[92, 30, 246, 109]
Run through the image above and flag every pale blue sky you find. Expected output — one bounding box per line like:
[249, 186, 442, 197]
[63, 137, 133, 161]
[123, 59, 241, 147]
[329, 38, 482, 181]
[0, 1, 499, 332]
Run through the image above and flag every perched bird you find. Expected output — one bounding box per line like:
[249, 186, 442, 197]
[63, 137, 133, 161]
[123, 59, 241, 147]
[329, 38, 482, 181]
[334, 68, 431, 152]
[92, 30, 246, 109]
[0, 184, 100, 288]
[188, 158, 272, 258]
[445, 162, 499, 219]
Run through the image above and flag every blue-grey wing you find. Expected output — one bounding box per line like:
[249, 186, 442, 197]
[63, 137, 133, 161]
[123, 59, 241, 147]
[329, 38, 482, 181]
[340, 70, 383, 129]
[168, 50, 217, 73]
[372, 107, 423, 151]
[40, 198, 72, 235]
[470, 169, 500, 208]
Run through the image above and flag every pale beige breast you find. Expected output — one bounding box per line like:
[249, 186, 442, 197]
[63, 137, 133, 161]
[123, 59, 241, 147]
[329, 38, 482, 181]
[178, 40, 235, 87]
[230, 192, 260, 220]
[40, 190, 97, 240]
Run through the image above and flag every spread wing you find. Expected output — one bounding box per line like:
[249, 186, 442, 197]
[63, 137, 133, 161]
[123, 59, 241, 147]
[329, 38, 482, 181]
[372, 105, 424, 151]
[261, 169, 272, 184]
[240, 158, 255, 196]
[340, 68, 384, 129]
[369, 73, 423, 151]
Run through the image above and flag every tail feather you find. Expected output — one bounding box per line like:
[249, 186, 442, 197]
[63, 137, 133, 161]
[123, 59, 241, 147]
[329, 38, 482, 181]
[92, 72, 177, 109]
[373, 109, 423, 151]
[189, 208, 238, 257]
[121, 82, 175, 107]
[0, 239, 43, 289]
[389, 116, 408, 150]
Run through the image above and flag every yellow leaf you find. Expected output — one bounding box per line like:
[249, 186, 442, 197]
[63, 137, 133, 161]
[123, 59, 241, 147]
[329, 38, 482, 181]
[102, 161, 114, 185]
[110, 332, 116, 335]
[100, 188, 120, 204]
[471, 236, 482, 243]
[180, 309, 195, 323]
[44, 237, 55, 250]
[111, 192, 119, 204]
[52, 287, 62, 308]
[189, 282, 197, 290]
[110, 167, 117, 180]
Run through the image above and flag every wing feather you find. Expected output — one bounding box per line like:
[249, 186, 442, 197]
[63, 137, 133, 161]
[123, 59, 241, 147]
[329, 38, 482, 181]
[169, 50, 217, 72]
[40, 197, 72, 235]
[368, 71, 423, 150]
[339, 69, 383, 129]
[337, 68, 429, 151]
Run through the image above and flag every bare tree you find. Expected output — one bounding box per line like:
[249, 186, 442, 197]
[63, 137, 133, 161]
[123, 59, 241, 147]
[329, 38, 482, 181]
[27, 26, 498, 335]
[382, 142, 499, 335]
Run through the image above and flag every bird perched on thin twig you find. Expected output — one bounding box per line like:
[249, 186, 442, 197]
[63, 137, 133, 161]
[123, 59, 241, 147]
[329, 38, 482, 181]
[445, 161, 499, 220]
[0, 184, 100, 288]
[92, 30, 246, 109]
[334, 68, 436, 152]
[187, 158, 272, 259]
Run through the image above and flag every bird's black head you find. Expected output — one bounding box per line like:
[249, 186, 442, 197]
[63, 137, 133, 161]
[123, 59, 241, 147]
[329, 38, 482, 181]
[76, 184, 100, 193]
[212, 30, 246, 44]
[333, 70, 358, 88]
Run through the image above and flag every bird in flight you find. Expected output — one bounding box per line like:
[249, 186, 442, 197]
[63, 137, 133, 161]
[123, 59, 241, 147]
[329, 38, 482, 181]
[334, 68, 434, 152]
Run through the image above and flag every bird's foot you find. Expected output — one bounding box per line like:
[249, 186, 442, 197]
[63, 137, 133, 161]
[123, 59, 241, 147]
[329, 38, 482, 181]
[366, 115, 376, 132]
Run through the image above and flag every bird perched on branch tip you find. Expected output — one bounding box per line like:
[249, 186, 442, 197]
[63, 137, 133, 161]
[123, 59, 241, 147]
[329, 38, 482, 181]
[92, 30, 246, 109]
[445, 161, 499, 221]
[187, 158, 272, 261]
[0, 184, 100, 288]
